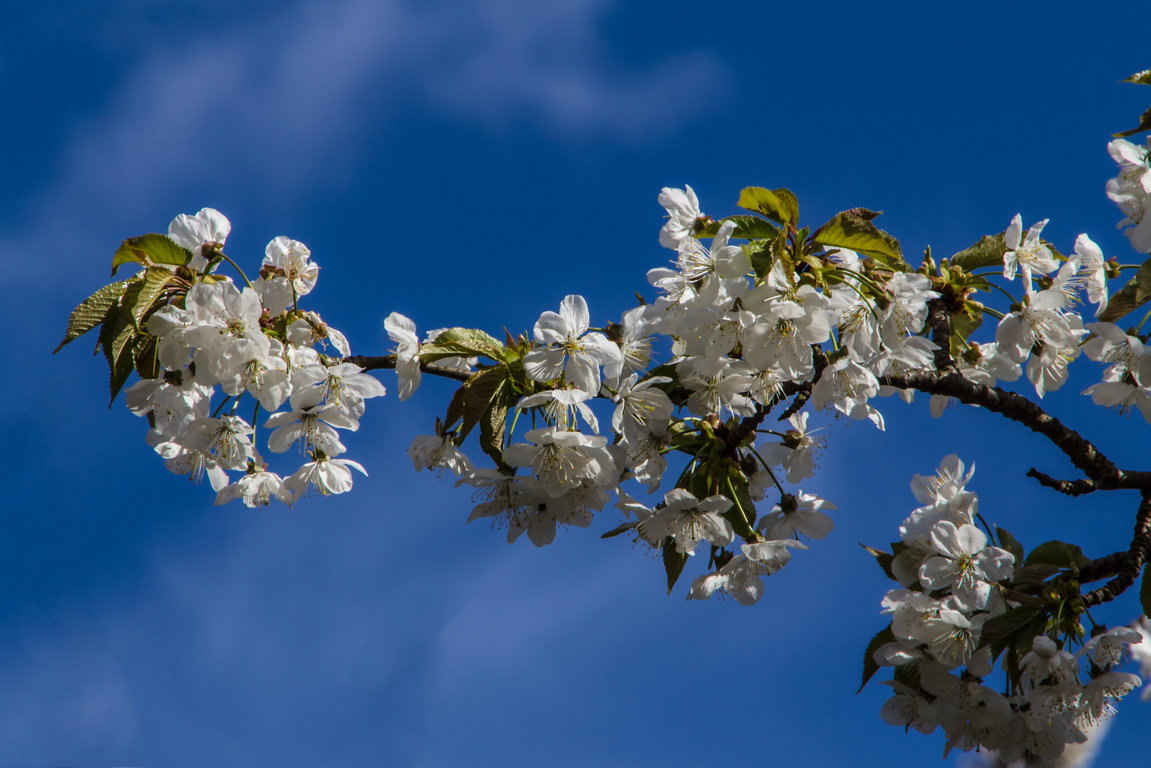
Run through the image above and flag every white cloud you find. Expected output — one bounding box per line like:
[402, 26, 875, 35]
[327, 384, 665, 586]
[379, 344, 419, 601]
[4, 0, 725, 280]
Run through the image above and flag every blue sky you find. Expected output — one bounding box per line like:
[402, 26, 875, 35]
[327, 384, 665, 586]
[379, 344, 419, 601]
[2, 1, 1150, 766]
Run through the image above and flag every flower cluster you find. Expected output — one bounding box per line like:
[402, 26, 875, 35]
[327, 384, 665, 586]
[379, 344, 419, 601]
[125, 208, 385, 505]
[873, 456, 1143, 763]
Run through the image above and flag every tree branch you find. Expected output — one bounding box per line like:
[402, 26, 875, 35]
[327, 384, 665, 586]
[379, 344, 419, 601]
[1083, 491, 1151, 607]
[880, 370, 1130, 489]
[344, 354, 474, 382]
[1025, 469, 1097, 496]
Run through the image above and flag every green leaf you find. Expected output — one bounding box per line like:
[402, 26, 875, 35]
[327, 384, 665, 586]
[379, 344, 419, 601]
[950, 300, 983, 358]
[995, 527, 1025, 564]
[662, 539, 690, 594]
[1123, 69, 1151, 86]
[53, 279, 130, 353]
[1100, 256, 1151, 322]
[454, 365, 510, 441]
[1114, 105, 1151, 138]
[719, 469, 758, 540]
[98, 307, 137, 406]
[950, 232, 1006, 271]
[736, 186, 799, 227]
[126, 267, 176, 329]
[420, 327, 506, 362]
[133, 334, 160, 380]
[982, 603, 1045, 659]
[860, 543, 895, 581]
[811, 208, 906, 270]
[111, 233, 191, 276]
[1024, 540, 1091, 569]
[859, 625, 896, 693]
[696, 214, 780, 241]
[601, 521, 638, 539]
[1011, 563, 1064, 586]
[479, 395, 509, 469]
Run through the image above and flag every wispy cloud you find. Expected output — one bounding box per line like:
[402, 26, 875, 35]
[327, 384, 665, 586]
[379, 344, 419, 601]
[4, 0, 725, 281]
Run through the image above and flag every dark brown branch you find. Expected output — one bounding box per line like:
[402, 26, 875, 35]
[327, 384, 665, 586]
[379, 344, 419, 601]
[1078, 550, 1130, 584]
[1025, 469, 1097, 496]
[1083, 492, 1151, 607]
[344, 354, 473, 382]
[880, 370, 1129, 489]
[925, 298, 957, 374]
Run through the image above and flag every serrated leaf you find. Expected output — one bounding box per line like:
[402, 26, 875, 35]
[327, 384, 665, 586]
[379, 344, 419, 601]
[860, 543, 896, 581]
[697, 214, 780, 241]
[858, 625, 896, 693]
[982, 604, 1045, 659]
[127, 267, 177, 329]
[420, 327, 505, 362]
[1024, 540, 1090, 569]
[811, 208, 906, 270]
[1115, 105, 1151, 138]
[662, 539, 690, 594]
[950, 232, 1007, 271]
[736, 187, 799, 227]
[601, 521, 638, 539]
[479, 397, 509, 469]
[455, 365, 509, 441]
[1011, 563, 1064, 585]
[720, 469, 758, 540]
[1123, 69, 1151, 86]
[111, 233, 191, 276]
[950, 301, 984, 358]
[995, 527, 1025, 564]
[54, 280, 131, 354]
[1100, 256, 1151, 322]
[133, 335, 160, 379]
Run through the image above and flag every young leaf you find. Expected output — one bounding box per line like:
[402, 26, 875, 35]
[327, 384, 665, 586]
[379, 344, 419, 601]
[53, 279, 130, 353]
[1024, 540, 1090, 569]
[662, 539, 690, 594]
[995, 527, 1025, 564]
[601, 521, 638, 539]
[1099, 256, 1151, 322]
[736, 187, 799, 227]
[858, 625, 896, 693]
[696, 214, 780, 241]
[981, 604, 1045, 659]
[949, 232, 1006, 271]
[1114, 105, 1151, 138]
[111, 234, 191, 275]
[860, 543, 896, 581]
[811, 208, 906, 270]
[420, 327, 506, 362]
[1123, 69, 1151, 86]
[128, 267, 177, 329]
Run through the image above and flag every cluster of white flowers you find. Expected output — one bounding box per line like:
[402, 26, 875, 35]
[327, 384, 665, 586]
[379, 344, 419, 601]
[874, 456, 1143, 763]
[125, 208, 386, 506]
[1107, 137, 1151, 254]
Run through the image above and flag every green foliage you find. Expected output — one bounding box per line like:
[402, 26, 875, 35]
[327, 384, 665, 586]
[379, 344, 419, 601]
[982, 603, 1046, 660]
[995, 527, 1025, 564]
[696, 214, 780, 241]
[662, 539, 689, 594]
[1024, 540, 1091, 570]
[811, 208, 906, 270]
[859, 543, 895, 581]
[858, 625, 895, 693]
[1099, 256, 1151, 322]
[54, 279, 130, 353]
[737, 186, 799, 228]
[950, 233, 1006, 271]
[420, 327, 506, 363]
[111, 233, 191, 275]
